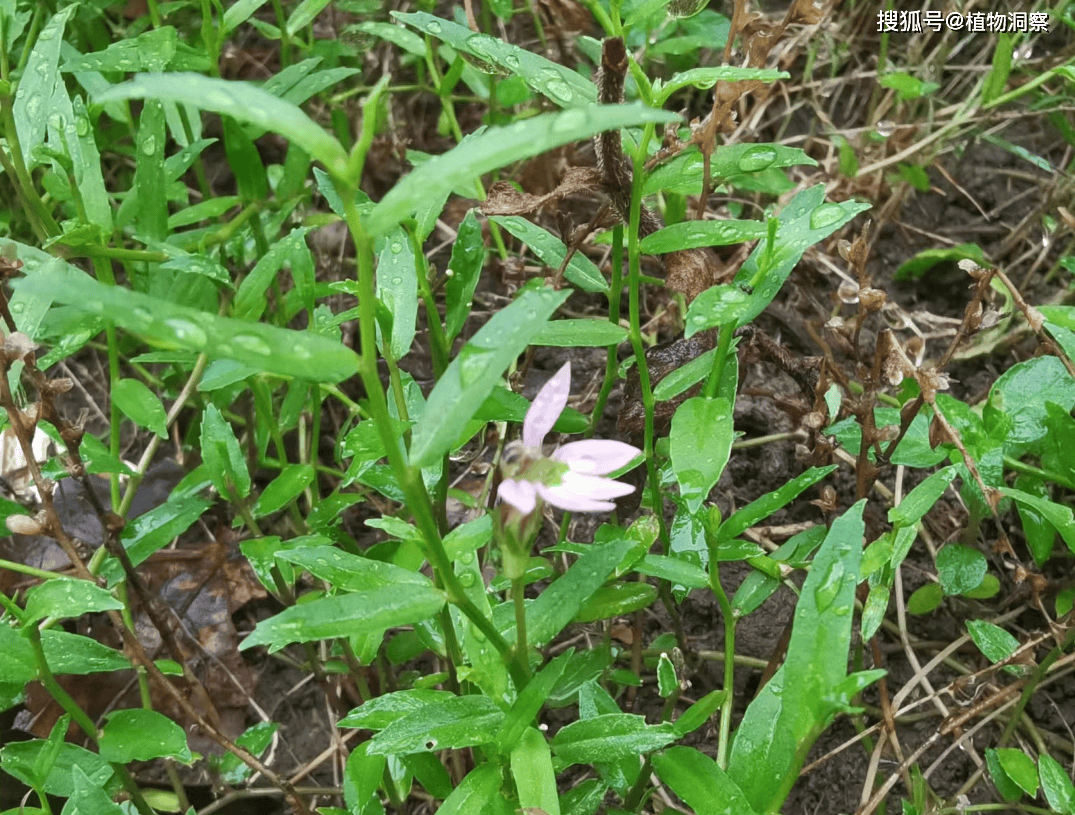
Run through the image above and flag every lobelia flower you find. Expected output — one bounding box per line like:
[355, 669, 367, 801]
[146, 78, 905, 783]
[498, 362, 642, 515]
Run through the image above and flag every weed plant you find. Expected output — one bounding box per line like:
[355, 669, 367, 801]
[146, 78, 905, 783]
[0, 1, 1074, 814]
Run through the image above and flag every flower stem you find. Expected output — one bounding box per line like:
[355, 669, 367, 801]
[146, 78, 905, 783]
[344, 198, 527, 689]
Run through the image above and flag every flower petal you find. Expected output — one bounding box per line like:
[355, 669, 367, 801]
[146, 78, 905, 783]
[553, 439, 642, 475]
[536, 482, 616, 513]
[499, 479, 537, 514]
[536, 471, 635, 513]
[561, 470, 636, 501]
[523, 362, 571, 450]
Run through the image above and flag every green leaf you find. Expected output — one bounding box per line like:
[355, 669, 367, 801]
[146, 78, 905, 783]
[1039, 753, 1075, 814]
[286, 0, 331, 35]
[222, 115, 269, 201]
[23, 578, 123, 625]
[986, 356, 1075, 448]
[653, 747, 761, 815]
[525, 539, 634, 648]
[410, 282, 570, 466]
[279, 545, 431, 592]
[879, 71, 939, 100]
[643, 144, 817, 197]
[670, 397, 734, 513]
[15, 262, 358, 382]
[656, 653, 677, 698]
[553, 714, 678, 766]
[633, 554, 709, 589]
[367, 695, 504, 754]
[445, 209, 485, 341]
[511, 727, 561, 815]
[655, 67, 789, 104]
[935, 544, 987, 595]
[431, 763, 513, 815]
[13, 6, 77, 168]
[861, 584, 889, 640]
[687, 186, 870, 336]
[338, 689, 453, 729]
[394, 11, 596, 107]
[70, 764, 126, 815]
[368, 103, 678, 237]
[888, 466, 957, 527]
[240, 583, 444, 651]
[0, 740, 118, 799]
[119, 494, 214, 568]
[41, 631, 132, 676]
[375, 226, 419, 360]
[640, 219, 768, 253]
[491, 215, 606, 292]
[894, 243, 988, 281]
[982, 33, 1013, 105]
[98, 709, 193, 763]
[574, 582, 657, 622]
[906, 583, 943, 615]
[112, 378, 168, 439]
[992, 747, 1039, 797]
[496, 652, 571, 754]
[201, 403, 251, 500]
[966, 619, 1022, 674]
[718, 466, 837, 542]
[252, 464, 315, 518]
[673, 688, 726, 736]
[95, 73, 348, 178]
[728, 501, 869, 812]
[533, 320, 628, 347]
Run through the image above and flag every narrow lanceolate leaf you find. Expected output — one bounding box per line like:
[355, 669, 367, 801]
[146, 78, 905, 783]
[366, 103, 679, 237]
[366, 695, 504, 754]
[240, 583, 445, 651]
[15, 262, 358, 382]
[653, 747, 761, 815]
[95, 73, 348, 178]
[727, 501, 869, 813]
[13, 6, 77, 167]
[552, 714, 678, 766]
[410, 282, 570, 467]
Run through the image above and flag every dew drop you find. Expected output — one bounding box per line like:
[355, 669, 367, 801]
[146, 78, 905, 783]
[425, 20, 442, 34]
[391, 276, 403, 286]
[459, 572, 476, 587]
[75, 117, 90, 136]
[164, 317, 208, 346]
[232, 333, 272, 355]
[390, 241, 403, 254]
[809, 203, 844, 230]
[875, 120, 896, 137]
[141, 135, 158, 156]
[737, 145, 778, 173]
[504, 53, 520, 69]
[10, 302, 24, 314]
[460, 552, 475, 566]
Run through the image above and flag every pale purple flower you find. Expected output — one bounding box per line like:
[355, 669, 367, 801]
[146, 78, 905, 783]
[498, 362, 641, 514]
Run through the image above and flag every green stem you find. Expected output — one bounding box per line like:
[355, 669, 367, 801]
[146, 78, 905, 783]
[589, 226, 624, 436]
[708, 560, 736, 770]
[702, 323, 735, 399]
[344, 198, 527, 688]
[626, 123, 668, 547]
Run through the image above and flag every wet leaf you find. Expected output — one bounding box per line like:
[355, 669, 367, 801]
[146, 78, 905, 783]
[410, 282, 570, 467]
[96, 73, 348, 178]
[1039, 753, 1075, 814]
[253, 464, 315, 518]
[15, 261, 359, 382]
[533, 320, 628, 347]
[113, 378, 168, 439]
[552, 714, 678, 766]
[368, 103, 678, 237]
[491, 215, 607, 293]
[653, 747, 760, 815]
[23, 578, 123, 625]
[727, 501, 868, 812]
[935, 544, 987, 595]
[669, 397, 734, 513]
[511, 727, 561, 815]
[240, 583, 444, 651]
[98, 709, 193, 763]
[445, 209, 485, 342]
[201, 403, 251, 500]
[367, 695, 504, 754]
[966, 619, 1023, 675]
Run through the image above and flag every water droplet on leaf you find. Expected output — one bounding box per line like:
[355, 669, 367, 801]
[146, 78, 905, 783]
[737, 145, 778, 172]
[809, 203, 844, 230]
